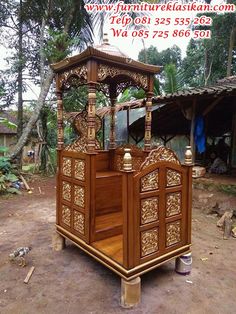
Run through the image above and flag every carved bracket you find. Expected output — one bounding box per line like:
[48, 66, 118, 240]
[64, 107, 102, 153]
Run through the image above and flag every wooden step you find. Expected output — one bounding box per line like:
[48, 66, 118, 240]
[95, 211, 122, 232]
[95, 211, 123, 241]
[92, 234, 123, 265]
[96, 171, 122, 179]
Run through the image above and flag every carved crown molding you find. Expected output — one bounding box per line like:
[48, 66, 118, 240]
[141, 146, 180, 170]
[97, 64, 148, 90]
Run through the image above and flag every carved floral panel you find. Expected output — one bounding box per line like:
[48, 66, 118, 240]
[133, 157, 144, 171]
[141, 197, 159, 225]
[74, 185, 85, 208]
[141, 146, 180, 170]
[141, 170, 159, 192]
[74, 159, 85, 181]
[166, 169, 181, 187]
[62, 181, 71, 202]
[58, 65, 88, 89]
[166, 192, 181, 217]
[166, 221, 181, 247]
[62, 205, 71, 226]
[62, 157, 72, 177]
[97, 64, 148, 90]
[74, 210, 85, 235]
[141, 228, 159, 257]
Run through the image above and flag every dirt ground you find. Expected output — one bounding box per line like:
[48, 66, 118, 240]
[0, 176, 236, 314]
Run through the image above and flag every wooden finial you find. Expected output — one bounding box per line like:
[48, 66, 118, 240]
[123, 148, 132, 171]
[185, 146, 193, 165]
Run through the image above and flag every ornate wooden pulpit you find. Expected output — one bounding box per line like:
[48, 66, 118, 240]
[51, 39, 192, 307]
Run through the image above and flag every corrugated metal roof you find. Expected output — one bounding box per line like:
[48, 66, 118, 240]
[153, 76, 236, 104]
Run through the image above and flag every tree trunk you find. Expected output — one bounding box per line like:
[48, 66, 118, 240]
[10, 69, 54, 160]
[39, 109, 48, 172]
[204, 48, 213, 86]
[17, 0, 23, 166]
[10, 3, 76, 160]
[226, 26, 236, 77]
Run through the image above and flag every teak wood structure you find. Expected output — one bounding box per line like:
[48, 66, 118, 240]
[51, 40, 192, 306]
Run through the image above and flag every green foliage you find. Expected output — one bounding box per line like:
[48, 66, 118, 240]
[164, 64, 177, 94]
[118, 77, 160, 103]
[63, 86, 88, 112]
[0, 77, 17, 109]
[0, 117, 17, 130]
[218, 184, 236, 196]
[138, 45, 184, 95]
[0, 173, 20, 194]
[22, 164, 35, 173]
[6, 187, 21, 194]
[138, 45, 182, 69]
[0, 146, 8, 153]
[164, 64, 185, 94]
[182, 10, 236, 87]
[181, 39, 205, 87]
[0, 145, 20, 194]
[118, 87, 145, 103]
[0, 156, 12, 173]
[5, 173, 18, 182]
[44, 30, 79, 63]
[153, 77, 161, 96]
[0, 146, 12, 173]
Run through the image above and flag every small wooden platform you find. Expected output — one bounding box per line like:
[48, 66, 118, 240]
[92, 234, 123, 265]
[95, 212, 123, 232]
[96, 171, 122, 178]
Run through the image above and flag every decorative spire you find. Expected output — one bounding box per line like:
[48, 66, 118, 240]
[103, 33, 109, 45]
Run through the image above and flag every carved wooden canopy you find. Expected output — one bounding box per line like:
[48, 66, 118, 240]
[52, 40, 161, 152]
[51, 45, 161, 94]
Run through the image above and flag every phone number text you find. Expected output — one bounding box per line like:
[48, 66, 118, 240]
[111, 28, 211, 39]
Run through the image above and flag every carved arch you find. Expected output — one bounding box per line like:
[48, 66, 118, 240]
[141, 146, 181, 170]
[97, 64, 148, 90]
[58, 65, 88, 90]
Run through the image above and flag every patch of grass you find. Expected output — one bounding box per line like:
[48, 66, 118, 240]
[194, 180, 236, 196]
[22, 164, 35, 173]
[218, 184, 236, 196]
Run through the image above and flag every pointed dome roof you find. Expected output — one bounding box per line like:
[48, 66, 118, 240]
[94, 34, 128, 58]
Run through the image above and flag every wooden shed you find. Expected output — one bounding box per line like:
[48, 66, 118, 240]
[129, 77, 236, 168]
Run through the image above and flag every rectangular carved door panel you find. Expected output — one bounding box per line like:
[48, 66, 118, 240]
[57, 152, 90, 243]
[134, 162, 189, 265]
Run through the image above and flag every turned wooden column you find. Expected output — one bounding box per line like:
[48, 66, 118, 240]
[87, 84, 96, 152]
[144, 92, 153, 151]
[109, 83, 117, 149]
[56, 91, 64, 150]
[109, 97, 116, 149]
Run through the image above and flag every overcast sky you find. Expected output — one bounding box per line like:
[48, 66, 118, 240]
[0, 0, 228, 101]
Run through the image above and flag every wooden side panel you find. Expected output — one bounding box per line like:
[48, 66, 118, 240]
[95, 175, 122, 215]
[133, 161, 191, 266]
[56, 150, 91, 243]
[96, 151, 110, 171]
[92, 172, 123, 242]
